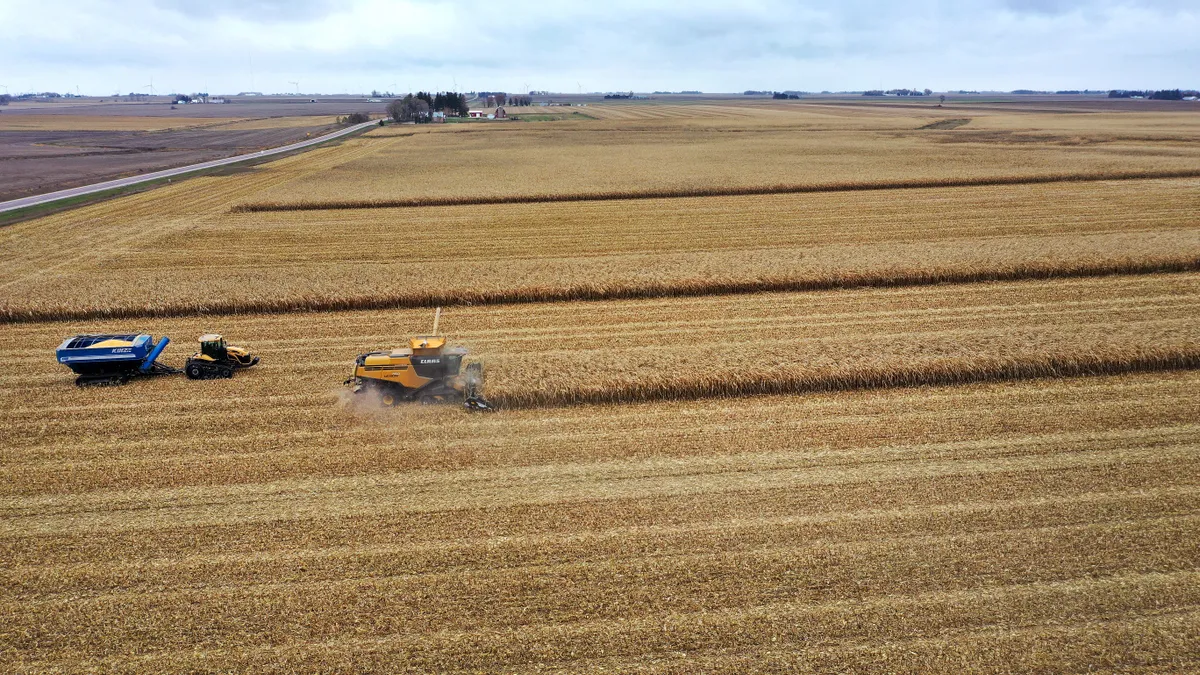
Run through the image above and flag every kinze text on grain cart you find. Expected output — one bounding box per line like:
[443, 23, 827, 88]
[57, 333, 258, 386]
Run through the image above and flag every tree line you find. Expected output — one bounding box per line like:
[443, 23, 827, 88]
[387, 91, 469, 122]
[863, 89, 933, 97]
[478, 93, 533, 106]
[1109, 89, 1197, 100]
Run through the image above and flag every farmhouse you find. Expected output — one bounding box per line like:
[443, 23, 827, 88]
[467, 108, 506, 120]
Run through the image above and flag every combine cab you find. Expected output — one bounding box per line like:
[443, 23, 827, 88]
[56, 334, 180, 386]
[185, 334, 259, 379]
[346, 335, 492, 410]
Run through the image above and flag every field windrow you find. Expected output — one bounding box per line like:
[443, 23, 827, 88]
[231, 169, 1200, 212]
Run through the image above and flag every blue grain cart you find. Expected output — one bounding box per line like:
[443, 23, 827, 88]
[56, 334, 180, 386]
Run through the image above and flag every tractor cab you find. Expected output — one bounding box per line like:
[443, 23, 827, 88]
[199, 334, 228, 360]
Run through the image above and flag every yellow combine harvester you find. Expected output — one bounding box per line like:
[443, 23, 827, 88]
[344, 309, 492, 410]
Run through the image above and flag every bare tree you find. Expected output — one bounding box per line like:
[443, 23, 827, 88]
[387, 95, 431, 123]
[411, 98, 430, 121]
[387, 98, 405, 122]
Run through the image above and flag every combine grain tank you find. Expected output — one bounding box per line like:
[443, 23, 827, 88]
[55, 333, 180, 386]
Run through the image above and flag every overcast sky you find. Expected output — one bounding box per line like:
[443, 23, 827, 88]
[0, 0, 1195, 96]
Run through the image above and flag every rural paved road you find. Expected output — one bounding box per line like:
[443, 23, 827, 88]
[0, 120, 378, 214]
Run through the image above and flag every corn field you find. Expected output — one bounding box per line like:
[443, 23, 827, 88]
[2, 98, 1200, 672]
[3, 174, 1199, 321]
[236, 107, 1200, 207]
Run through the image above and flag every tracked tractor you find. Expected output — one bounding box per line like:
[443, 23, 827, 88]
[185, 334, 260, 379]
[344, 309, 492, 411]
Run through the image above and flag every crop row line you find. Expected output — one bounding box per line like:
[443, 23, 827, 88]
[231, 169, 1200, 212]
[4, 255, 1197, 324]
[492, 348, 1200, 408]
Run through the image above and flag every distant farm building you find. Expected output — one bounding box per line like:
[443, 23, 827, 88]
[494, 107, 507, 119]
[468, 110, 485, 118]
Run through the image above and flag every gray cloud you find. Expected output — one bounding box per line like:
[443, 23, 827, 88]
[0, 0, 1195, 95]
